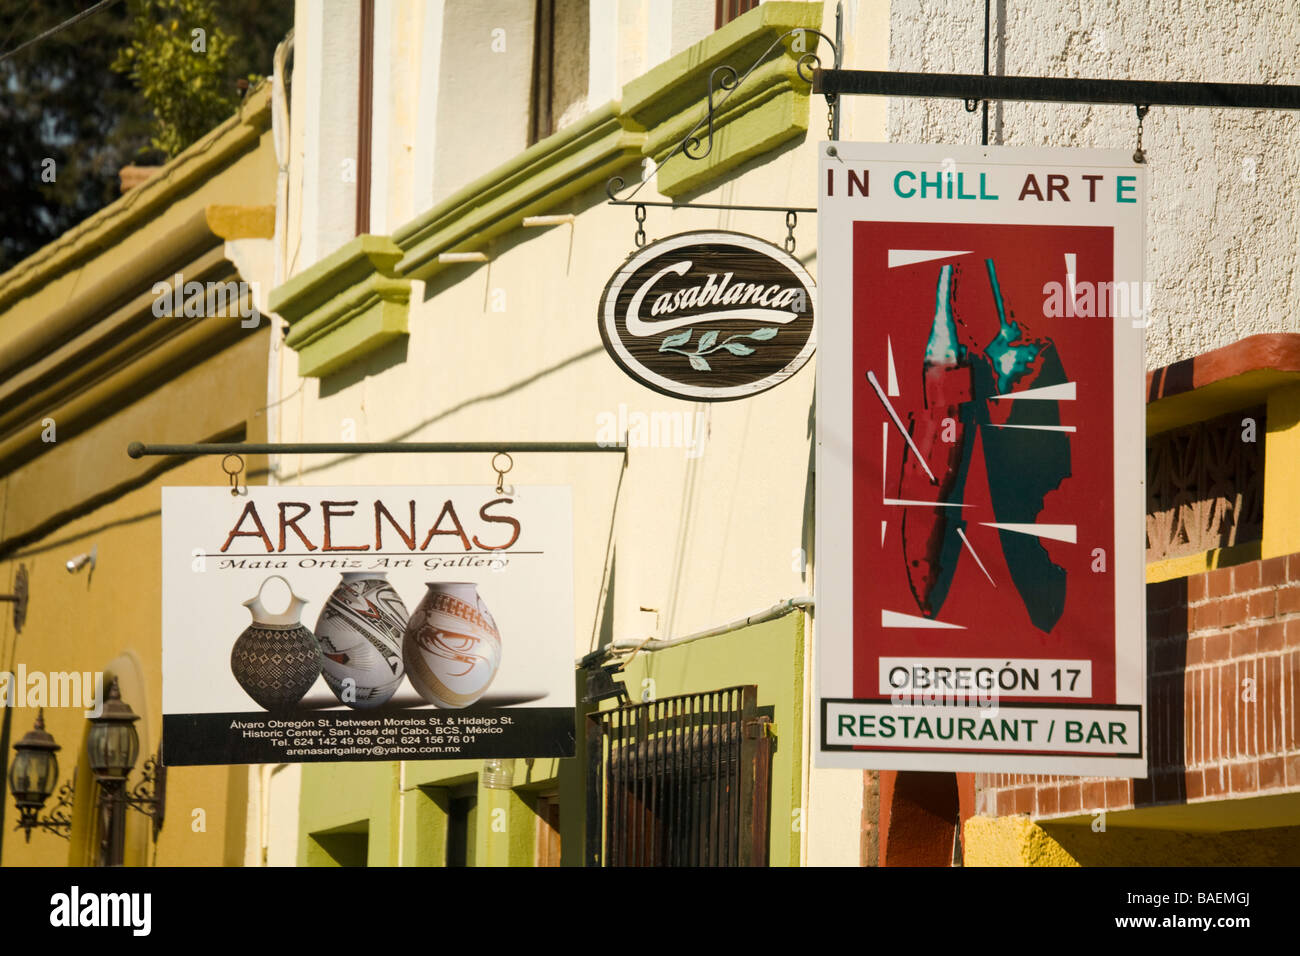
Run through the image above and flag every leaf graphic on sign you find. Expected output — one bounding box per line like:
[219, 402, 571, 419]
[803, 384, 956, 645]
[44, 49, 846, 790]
[721, 342, 756, 355]
[747, 327, 779, 341]
[697, 330, 719, 351]
[688, 354, 711, 372]
[659, 330, 692, 351]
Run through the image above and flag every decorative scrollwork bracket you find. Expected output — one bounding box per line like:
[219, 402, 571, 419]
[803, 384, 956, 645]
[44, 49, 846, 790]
[606, 25, 841, 207]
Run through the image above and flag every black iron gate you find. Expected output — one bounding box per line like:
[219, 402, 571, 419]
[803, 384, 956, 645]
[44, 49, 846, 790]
[585, 685, 771, 866]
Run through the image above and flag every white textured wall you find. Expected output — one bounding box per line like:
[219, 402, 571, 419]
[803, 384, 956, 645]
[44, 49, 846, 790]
[888, 0, 1300, 369]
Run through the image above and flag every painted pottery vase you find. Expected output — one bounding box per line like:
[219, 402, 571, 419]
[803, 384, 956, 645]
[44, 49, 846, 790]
[403, 582, 502, 708]
[315, 572, 408, 709]
[230, 575, 322, 711]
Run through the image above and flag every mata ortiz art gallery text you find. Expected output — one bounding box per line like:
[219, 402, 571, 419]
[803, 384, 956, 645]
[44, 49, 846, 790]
[215, 495, 522, 570]
[824, 166, 1140, 204]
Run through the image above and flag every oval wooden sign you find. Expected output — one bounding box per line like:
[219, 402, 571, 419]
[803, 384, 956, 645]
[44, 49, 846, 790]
[598, 230, 816, 401]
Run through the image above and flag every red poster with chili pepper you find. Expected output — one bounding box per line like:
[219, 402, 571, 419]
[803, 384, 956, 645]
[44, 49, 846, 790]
[817, 144, 1146, 776]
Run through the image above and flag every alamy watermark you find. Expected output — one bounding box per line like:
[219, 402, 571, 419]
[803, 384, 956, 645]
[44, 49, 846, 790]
[1043, 277, 1154, 329]
[0, 667, 104, 717]
[151, 273, 261, 328]
[596, 403, 707, 459]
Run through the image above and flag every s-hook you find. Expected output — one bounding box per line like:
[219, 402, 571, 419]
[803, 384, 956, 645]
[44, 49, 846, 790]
[222, 454, 246, 496]
[1133, 104, 1150, 164]
[492, 451, 514, 494]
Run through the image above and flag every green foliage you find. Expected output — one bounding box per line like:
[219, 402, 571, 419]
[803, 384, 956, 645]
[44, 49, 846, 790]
[111, 0, 238, 157]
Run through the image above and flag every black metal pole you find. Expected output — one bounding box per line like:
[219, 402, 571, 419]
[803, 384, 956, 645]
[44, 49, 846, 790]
[981, 0, 990, 146]
[128, 441, 627, 458]
[814, 68, 1300, 110]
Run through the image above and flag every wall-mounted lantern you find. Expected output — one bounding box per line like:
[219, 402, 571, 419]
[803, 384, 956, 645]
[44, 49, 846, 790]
[87, 677, 165, 866]
[8, 709, 73, 841]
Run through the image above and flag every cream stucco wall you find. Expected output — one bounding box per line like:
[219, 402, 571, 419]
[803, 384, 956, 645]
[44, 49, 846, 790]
[887, 0, 1300, 369]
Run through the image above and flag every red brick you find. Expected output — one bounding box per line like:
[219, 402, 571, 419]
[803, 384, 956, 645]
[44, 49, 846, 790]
[1287, 620, 1300, 648]
[1242, 659, 1259, 757]
[1286, 754, 1300, 788]
[1207, 566, 1234, 598]
[1231, 627, 1259, 658]
[1203, 632, 1231, 662]
[1012, 787, 1035, 815]
[1229, 761, 1259, 794]
[1192, 602, 1220, 632]
[1105, 778, 1131, 809]
[1034, 785, 1055, 816]
[1082, 780, 1106, 812]
[1289, 553, 1300, 583]
[1259, 621, 1286, 651]
[1057, 783, 1083, 814]
[1187, 573, 1208, 603]
[1219, 595, 1250, 627]
[996, 789, 1015, 815]
[1247, 591, 1275, 621]
[1261, 556, 1288, 587]
[1185, 636, 1204, 666]
[1258, 756, 1286, 791]
[1262, 656, 1280, 752]
[1185, 769, 1206, 800]
[1220, 662, 1237, 759]
[1277, 584, 1300, 616]
[1289, 652, 1300, 749]
[1202, 766, 1228, 796]
[1234, 561, 1261, 591]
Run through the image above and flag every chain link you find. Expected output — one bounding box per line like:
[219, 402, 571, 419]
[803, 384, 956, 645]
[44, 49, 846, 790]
[1133, 104, 1149, 164]
[784, 210, 798, 254]
[826, 94, 837, 141]
[634, 203, 647, 247]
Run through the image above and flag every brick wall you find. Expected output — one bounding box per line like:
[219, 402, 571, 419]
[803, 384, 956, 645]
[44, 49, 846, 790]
[975, 552, 1300, 819]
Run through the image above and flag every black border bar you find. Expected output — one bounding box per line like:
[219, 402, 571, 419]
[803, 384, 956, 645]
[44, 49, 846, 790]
[813, 69, 1300, 110]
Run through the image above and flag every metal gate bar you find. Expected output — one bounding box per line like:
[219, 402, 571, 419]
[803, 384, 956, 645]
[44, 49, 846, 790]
[585, 685, 770, 866]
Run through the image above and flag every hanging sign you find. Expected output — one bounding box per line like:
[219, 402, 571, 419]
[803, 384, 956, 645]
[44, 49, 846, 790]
[161, 485, 575, 765]
[598, 230, 816, 400]
[816, 143, 1146, 776]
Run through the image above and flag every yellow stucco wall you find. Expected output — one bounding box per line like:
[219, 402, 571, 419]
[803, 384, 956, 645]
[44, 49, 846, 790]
[964, 815, 1300, 866]
[0, 331, 269, 867]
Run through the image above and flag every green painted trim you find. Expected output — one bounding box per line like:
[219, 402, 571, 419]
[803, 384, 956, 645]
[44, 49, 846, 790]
[621, 2, 823, 196]
[269, 235, 412, 378]
[392, 102, 644, 281]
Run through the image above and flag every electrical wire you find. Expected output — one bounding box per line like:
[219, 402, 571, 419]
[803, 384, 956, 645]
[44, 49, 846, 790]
[0, 0, 125, 65]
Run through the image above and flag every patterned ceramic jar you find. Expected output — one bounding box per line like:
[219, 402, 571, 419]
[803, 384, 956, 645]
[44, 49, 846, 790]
[403, 582, 502, 708]
[315, 572, 407, 709]
[230, 575, 322, 711]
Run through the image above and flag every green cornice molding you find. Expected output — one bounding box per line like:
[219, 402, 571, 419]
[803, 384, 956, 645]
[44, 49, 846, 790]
[621, 1, 823, 195]
[0, 82, 273, 314]
[393, 102, 644, 281]
[282, 2, 822, 377]
[269, 235, 412, 378]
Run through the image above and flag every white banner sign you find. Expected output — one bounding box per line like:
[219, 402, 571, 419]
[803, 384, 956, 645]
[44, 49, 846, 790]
[162, 485, 575, 765]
